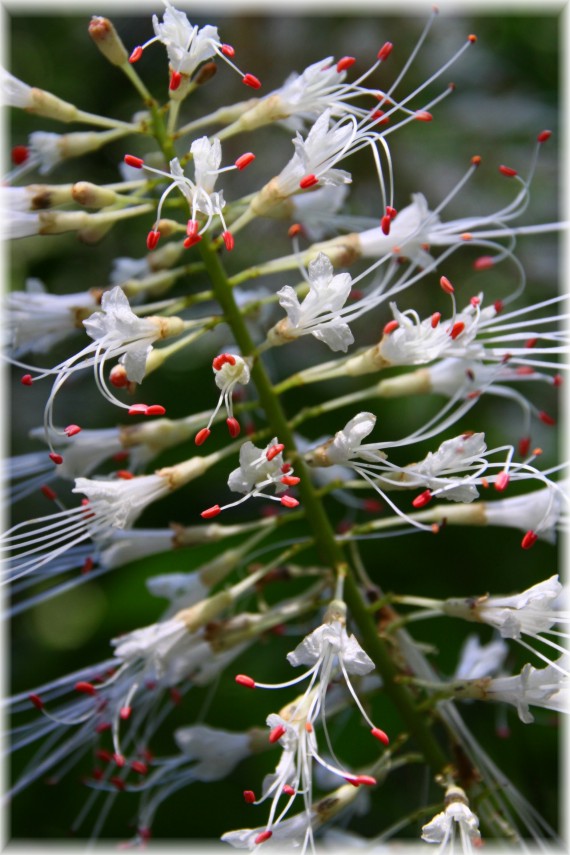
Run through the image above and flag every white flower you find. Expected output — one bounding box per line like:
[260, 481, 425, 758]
[404, 433, 487, 503]
[228, 440, 287, 496]
[195, 352, 251, 443]
[1, 67, 33, 108]
[484, 480, 566, 544]
[484, 658, 570, 723]
[110, 256, 151, 286]
[73, 473, 170, 531]
[151, 4, 218, 76]
[358, 193, 437, 266]
[273, 252, 354, 352]
[174, 725, 251, 782]
[287, 620, 374, 675]
[112, 618, 188, 669]
[291, 184, 349, 240]
[1, 207, 40, 239]
[422, 787, 481, 850]
[323, 413, 378, 465]
[222, 811, 313, 850]
[5, 279, 98, 355]
[454, 635, 509, 681]
[466, 575, 563, 640]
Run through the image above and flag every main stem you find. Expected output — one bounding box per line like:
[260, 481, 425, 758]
[198, 237, 449, 775]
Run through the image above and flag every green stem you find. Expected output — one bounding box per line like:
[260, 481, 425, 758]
[198, 236, 449, 776]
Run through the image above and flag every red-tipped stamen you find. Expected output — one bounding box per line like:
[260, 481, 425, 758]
[539, 411, 556, 426]
[521, 530, 538, 550]
[235, 674, 256, 688]
[371, 727, 390, 745]
[21, 374, 33, 386]
[64, 424, 81, 437]
[75, 681, 97, 695]
[495, 471, 510, 492]
[49, 453, 63, 465]
[29, 693, 44, 710]
[266, 443, 284, 461]
[383, 320, 399, 335]
[128, 404, 149, 416]
[269, 725, 286, 744]
[131, 761, 149, 775]
[281, 475, 300, 486]
[412, 490, 432, 508]
[124, 154, 144, 169]
[254, 831, 272, 845]
[221, 43, 235, 57]
[299, 174, 319, 189]
[243, 790, 256, 803]
[283, 784, 296, 796]
[146, 230, 160, 250]
[169, 71, 182, 91]
[351, 775, 377, 787]
[471, 155, 482, 167]
[222, 230, 235, 251]
[377, 42, 393, 61]
[499, 165, 518, 177]
[129, 46, 143, 63]
[242, 73, 261, 89]
[381, 214, 391, 235]
[537, 129, 552, 143]
[145, 404, 166, 416]
[195, 428, 211, 446]
[336, 56, 356, 72]
[449, 321, 465, 340]
[431, 312, 441, 328]
[201, 505, 221, 519]
[415, 111, 433, 122]
[518, 436, 531, 457]
[226, 417, 241, 438]
[235, 152, 255, 170]
[439, 275, 454, 294]
[40, 485, 58, 501]
[280, 496, 299, 508]
[11, 145, 29, 165]
[468, 33, 477, 42]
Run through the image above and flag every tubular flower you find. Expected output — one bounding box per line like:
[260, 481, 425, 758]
[268, 252, 354, 352]
[474, 657, 570, 723]
[421, 786, 482, 850]
[194, 353, 251, 444]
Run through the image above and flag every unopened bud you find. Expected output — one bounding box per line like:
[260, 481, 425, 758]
[72, 182, 119, 208]
[88, 17, 129, 67]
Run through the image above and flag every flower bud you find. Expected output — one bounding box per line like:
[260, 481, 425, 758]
[88, 16, 129, 67]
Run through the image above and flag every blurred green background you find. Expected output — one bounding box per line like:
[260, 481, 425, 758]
[4, 2, 562, 846]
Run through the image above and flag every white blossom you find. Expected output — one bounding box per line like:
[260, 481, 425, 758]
[454, 634, 509, 681]
[422, 788, 481, 851]
[174, 725, 251, 782]
[484, 658, 570, 723]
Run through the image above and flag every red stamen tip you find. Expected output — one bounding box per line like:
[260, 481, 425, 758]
[243, 790, 256, 803]
[336, 56, 356, 72]
[467, 33, 477, 42]
[269, 725, 286, 744]
[280, 495, 299, 508]
[21, 374, 33, 386]
[283, 785, 296, 796]
[254, 831, 272, 845]
[537, 129, 552, 143]
[222, 230, 235, 251]
[11, 145, 29, 165]
[439, 275, 454, 294]
[131, 761, 148, 775]
[381, 214, 391, 236]
[471, 155, 481, 166]
[221, 43, 235, 57]
[518, 436, 531, 457]
[299, 173, 319, 189]
[226, 417, 241, 438]
[450, 321, 465, 340]
[146, 229, 160, 250]
[431, 312, 441, 328]
[499, 165, 518, 177]
[266, 443, 284, 461]
[29, 693, 44, 710]
[235, 152, 255, 170]
[213, 353, 236, 370]
[288, 223, 303, 238]
[145, 404, 166, 416]
[386, 206, 397, 219]
[169, 70, 182, 91]
[539, 411, 556, 426]
[280, 475, 301, 486]
[235, 674, 256, 688]
[242, 73, 261, 89]
[75, 681, 96, 696]
[128, 403, 149, 416]
[64, 424, 82, 437]
[412, 490, 432, 508]
[473, 255, 495, 270]
[470, 296, 480, 307]
[371, 727, 390, 745]
[553, 374, 563, 387]
[377, 41, 393, 61]
[383, 320, 399, 335]
[521, 530, 538, 550]
[116, 470, 134, 480]
[109, 365, 128, 387]
[495, 471, 510, 492]
[124, 154, 144, 169]
[415, 111, 433, 122]
[494, 299, 504, 314]
[352, 775, 377, 787]
[82, 557, 94, 574]
[40, 485, 58, 501]
[129, 46, 143, 63]
[49, 453, 63, 465]
[201, 504, 221, 519]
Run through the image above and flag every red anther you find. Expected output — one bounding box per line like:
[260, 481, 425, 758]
[481, 477, 489, 489]
[351, 775, 377, 787]
[201, 505, 221, 519]
[283, 785, 296, 796]
[64, 424, 81, 437]
[186, 219, 200, 237]
[494, 299, 504, 314]
[266, 443, 284, 461]
[471, 155, 481, 166]
[129, 45, 143, 63]
[75, 681, 96, 696]
[532, 447, 543, 456]
[521, 530, 538, 550]
[461, 232, 473, 241]
[518, 436, 531, 457]
[124, 154, 144, 169]
[242, 73, 261, 89]
[82, 557, 94, 575]
[516, 366, 534, 376]
[473, 254, 495, 272]
[113, 753, 125, 767]
[120, 706, 132, 720]
[213, 352, 236, 370]
[412, 490, 432, 508]
[226, 417, 241, 438]
[467, 33, 477, 42]
[499, 165, 518, 177]
[110, 776, 125, 791]
[381, 214, 391, 236]
[281, 495, 299, 508]
[169, 688, 182, 705]
[415, 111, 433, 122]
[254, 831, 272, 846]
[524, 337, 538, 349]
[146, 229, 161, 250]
[145, 404, 166, 416]
[281, 463, 292, 473]
[299, 173, 319, 189]
[431, 312, 441, 328]
[243, 790, 256, 804]
[439, 275, 454, 294]
[345, 777, 360, 787]
[128, 403, 148, 415]
[495, 471, 510, 492]
[539, 410, 556, 426]
[21, 374, 33, 386]
[96, 749, 113, 763]
[115, 469, 135, 481]
[29, 693, 44, 710]
[383, 320, 399, 335]
[370, 109, 390, 125]
[195, 428, 211, 446]
[183, 233, 202, 249]
[305, 722, 313, 733]
[169, 71, 182, 91]
[40, 485, 58, 501]
[362, 498, 383, 513]
[470, 296, 480, 307]
[450, 321, 465, 340]
[109, 365, 128, 388]
[95, 721, 111, 734]
[281, 475, 300, 486]
[553, 374, 563, 387]
[11, 145, 29, 165]
[269, 725, 286, 744]
[49, 453, 63, 465]
[336, 56, 356, 72]
[371, 727, 390, 745]
[467, 390, 481, 400]
[131, 761, 149, 775]
[235, 152, 255, 170]
[222, 230, 235, 251]
[386, 206, 397, 219]
[235, 674, 256, 689]
[537, 129, 552, 143]
[377, 41, 393, 61]
[221, 43, 235, 57]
